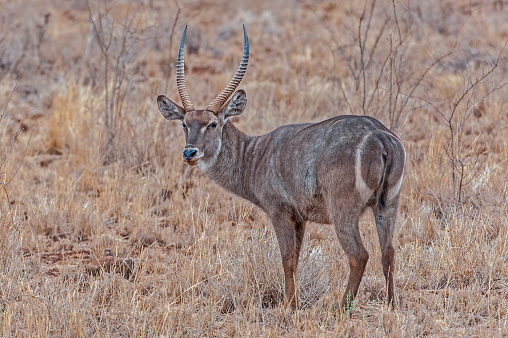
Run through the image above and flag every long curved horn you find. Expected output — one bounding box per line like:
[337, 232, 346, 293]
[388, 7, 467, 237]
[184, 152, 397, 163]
[206, 25, 249, 114]
[176, 25, 195, 112]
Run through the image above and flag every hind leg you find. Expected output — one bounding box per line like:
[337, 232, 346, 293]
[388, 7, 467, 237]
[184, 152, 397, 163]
[373, 196, 400, 308]
[331, 208, 369, 311]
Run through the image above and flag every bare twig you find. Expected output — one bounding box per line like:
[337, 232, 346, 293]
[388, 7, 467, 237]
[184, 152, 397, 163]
[0, 57, 33, 125]
[1, 58, 36, 211]
[1, 112, 38, 210]
[391, 0, 402, 44]
[5, 114, 40, 187]
[164, 0, 181, 94]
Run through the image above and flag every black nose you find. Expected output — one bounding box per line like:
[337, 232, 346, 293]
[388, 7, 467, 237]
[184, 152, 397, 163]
[183, 148, 198, 160]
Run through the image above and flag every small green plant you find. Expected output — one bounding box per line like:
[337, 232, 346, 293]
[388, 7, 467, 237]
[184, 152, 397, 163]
[343, 291, 355, 319]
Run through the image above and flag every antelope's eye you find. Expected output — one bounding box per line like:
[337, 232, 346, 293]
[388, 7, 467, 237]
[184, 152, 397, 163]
[182, 123, 188, 129]
[208, 122, 217, 129]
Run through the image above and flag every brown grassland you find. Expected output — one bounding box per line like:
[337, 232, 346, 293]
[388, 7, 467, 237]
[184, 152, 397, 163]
[1, 0, 508, 336]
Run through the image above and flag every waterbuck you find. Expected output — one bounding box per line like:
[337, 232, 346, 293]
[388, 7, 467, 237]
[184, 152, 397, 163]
[157, 25, 406, 311]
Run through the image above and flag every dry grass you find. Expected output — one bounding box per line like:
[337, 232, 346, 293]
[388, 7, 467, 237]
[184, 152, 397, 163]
[1, 0, 508, 336]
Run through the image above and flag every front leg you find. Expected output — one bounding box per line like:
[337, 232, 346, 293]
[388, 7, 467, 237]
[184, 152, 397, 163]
[270, 211, 306, 309]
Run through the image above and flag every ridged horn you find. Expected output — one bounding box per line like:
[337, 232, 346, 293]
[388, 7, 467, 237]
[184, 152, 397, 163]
[176, 25, 195, 112]
[206, 24, 249, 114]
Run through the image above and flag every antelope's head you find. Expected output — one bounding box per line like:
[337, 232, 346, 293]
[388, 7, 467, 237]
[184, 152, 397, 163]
[157, 25, 249, 167]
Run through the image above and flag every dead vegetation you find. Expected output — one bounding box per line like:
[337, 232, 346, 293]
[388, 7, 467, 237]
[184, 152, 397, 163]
[0, 0, 507, 336]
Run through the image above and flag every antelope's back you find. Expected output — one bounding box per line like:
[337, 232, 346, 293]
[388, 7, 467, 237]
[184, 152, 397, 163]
[271, 115, 405, 206]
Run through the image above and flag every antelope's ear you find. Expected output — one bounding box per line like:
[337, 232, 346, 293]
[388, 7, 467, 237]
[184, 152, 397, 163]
[217, 89, 247, 121]
[157, 95, 185, 121]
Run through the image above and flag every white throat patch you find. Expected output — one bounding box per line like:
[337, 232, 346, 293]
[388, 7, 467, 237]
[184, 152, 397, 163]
[198, 137, 222, 172]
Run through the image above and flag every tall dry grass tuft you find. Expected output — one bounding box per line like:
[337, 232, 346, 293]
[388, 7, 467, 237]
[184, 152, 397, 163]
[45, 83, 95, 161]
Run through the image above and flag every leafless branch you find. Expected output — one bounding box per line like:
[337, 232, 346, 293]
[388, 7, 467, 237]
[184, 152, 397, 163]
[164, 0, 181, 94]
[0, 57, 33, 125]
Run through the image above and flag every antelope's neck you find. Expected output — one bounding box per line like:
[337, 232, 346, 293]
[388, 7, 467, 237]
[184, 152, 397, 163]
[204, 121, 262, 207]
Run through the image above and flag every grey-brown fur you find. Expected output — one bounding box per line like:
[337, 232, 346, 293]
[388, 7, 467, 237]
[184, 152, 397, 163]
[157, 26, 406, 311]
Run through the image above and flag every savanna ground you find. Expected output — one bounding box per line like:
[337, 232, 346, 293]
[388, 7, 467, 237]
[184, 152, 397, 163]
[1, 0, 508, 336]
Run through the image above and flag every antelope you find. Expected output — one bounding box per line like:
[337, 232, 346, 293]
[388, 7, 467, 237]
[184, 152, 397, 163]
[157, 25, 406, 311]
